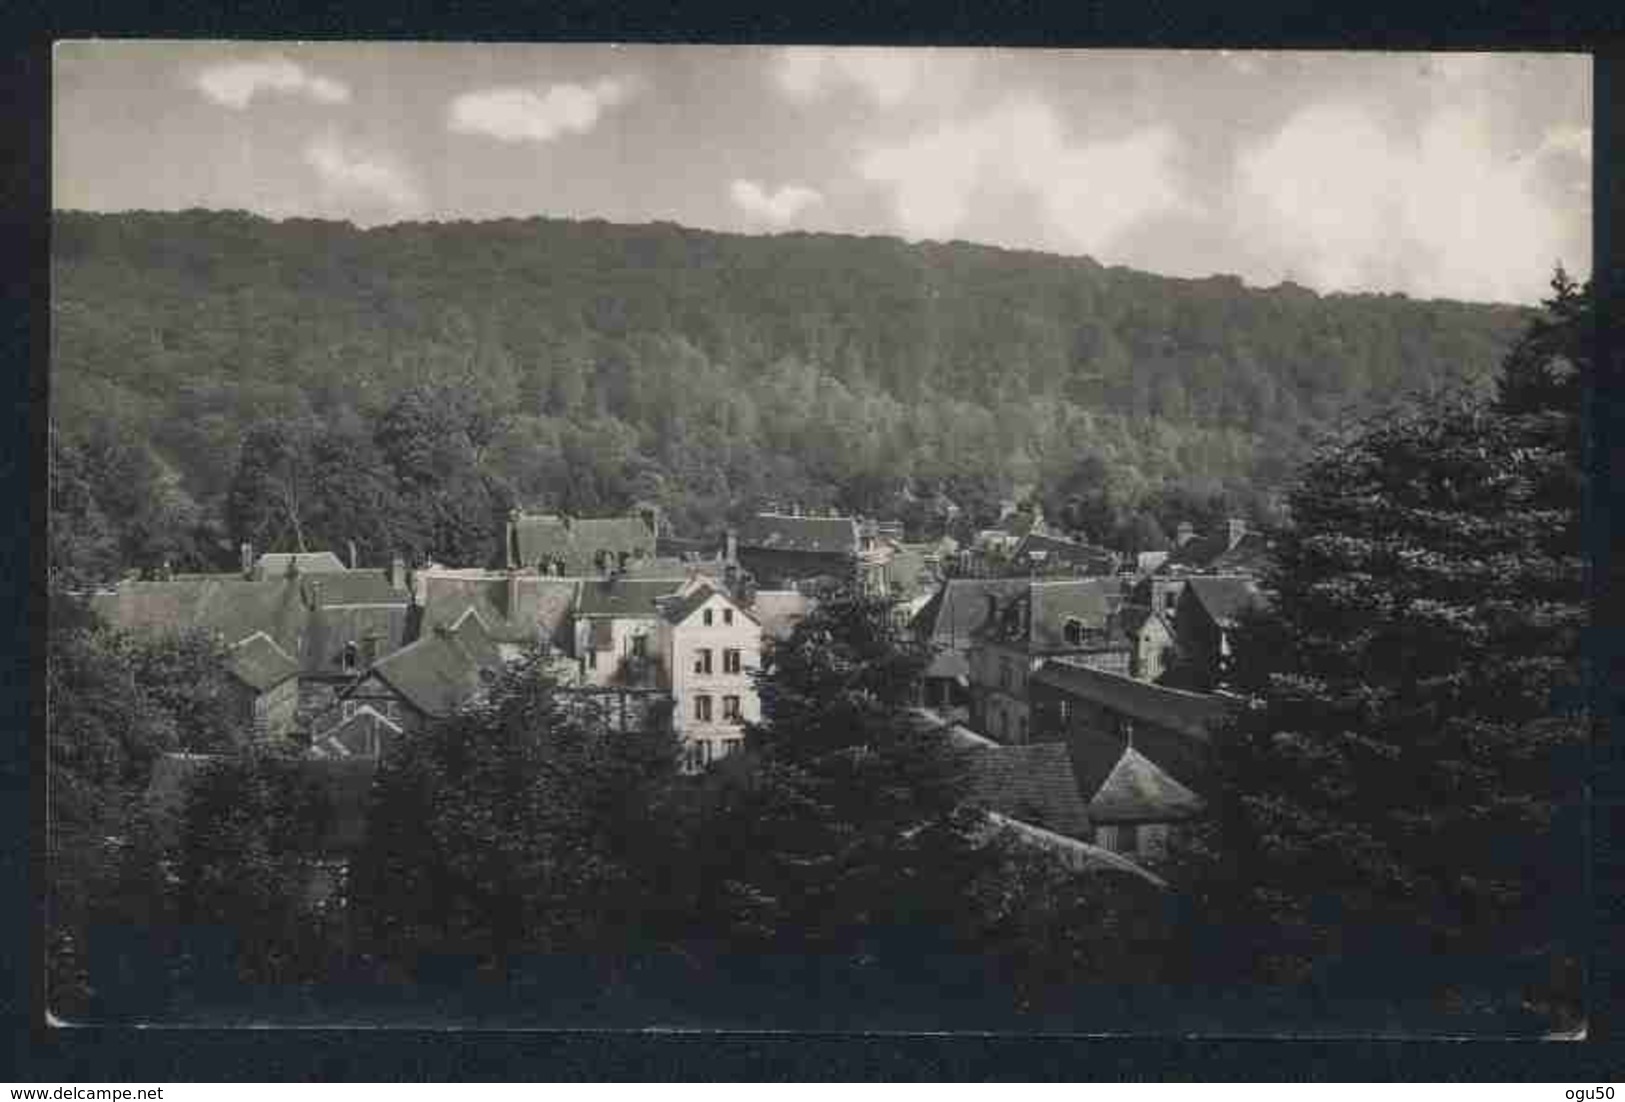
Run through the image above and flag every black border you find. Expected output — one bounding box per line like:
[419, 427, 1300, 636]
[7, 1, 1623, 1082]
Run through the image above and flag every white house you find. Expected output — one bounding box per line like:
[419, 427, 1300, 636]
[656, 582, 762, 770]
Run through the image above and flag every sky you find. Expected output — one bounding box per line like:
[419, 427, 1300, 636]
[54, 42, 1591, 305]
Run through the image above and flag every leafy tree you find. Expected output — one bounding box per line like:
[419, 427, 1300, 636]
[1175, 275, 1588, 1026]
[227, 418, 317, 553]
[704, 589, 995, 971]
[350, 655, 685, 978]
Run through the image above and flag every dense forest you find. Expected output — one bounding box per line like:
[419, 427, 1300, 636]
[51, 209, 1532, 579]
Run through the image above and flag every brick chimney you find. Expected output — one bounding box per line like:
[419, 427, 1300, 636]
[241, 542, 254, 579]
[347, 539, 359, 570]
[389, 553, 406, 592]
[1176, 521, 1196, 547]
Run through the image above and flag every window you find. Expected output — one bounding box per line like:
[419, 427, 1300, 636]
[341, 699, 357, 720]
[342, 641, 358, 672]
[723, 648, 742, 674]
[1097, 824, 1138, 854]
[631, 634, 647, 659]
[361, 636, 379, 665]
[1063, 618, 1084, 646]
[587, 649, 598, 670]
[1058, 698, 1072, 723]
[722, 695, 741, 721]
[1164, 591, 1177, 611]
[694, 694, 713, 722]
[722, 737, 744, 757]
[703, 608, 714, 626]
[694, 648, 713, 674]
[723, 608, 734, 626]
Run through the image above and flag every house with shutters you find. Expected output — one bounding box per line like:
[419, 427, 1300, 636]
[1027, 659, 1235, 861]
[656, 581, 762, 770]
[966, 578, 1131, 743]
[572, 576, 690, 688]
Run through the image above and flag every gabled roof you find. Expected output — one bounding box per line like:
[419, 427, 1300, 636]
[254, 551, 348, 580]
[965, 742, 1093, 840]
[416, 572, 580, 648]
[737, 513, 860, 555]
[1119, 604, 1175, 639]
[1088, 745, 1205, 824]
[1031, 660, 1234, 740]
[90, 575, 310, 655]
[1183, 575, 1267, 629]
[911, 578, 1028, 648]
[576, 577, 687, 618]
[510, 512, 656, 573]
[224, 630, 301, 692]
[311, 704, 403, 759]
[1209, 531, 1270, 574]
[361, 614, 504, 718]
[658, 583, 758, 627]
[300, 571, 406, 607]
[980, 812, 1167, 887]
[752, 589, 814, 641]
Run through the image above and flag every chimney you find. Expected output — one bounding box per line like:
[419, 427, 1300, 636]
[725, 529, 738, 565]
[506, 570, 521, 620]
[241, 542, 254, 579]
[1176, 521, 1196, 547]
[347, 539, 359, 570]
[389, 553, 406, 592]
[1226, 517, 1247, 550]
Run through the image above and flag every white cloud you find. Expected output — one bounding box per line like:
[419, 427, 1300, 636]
[857, 98, 1187, 255]
[774, 47, 941, 107]
[193, 54, 350, 109]
[730, 179, 824, 225]
[1234, 101, 1575, 303]
[448, 78, 636, 143]
[304, 136, 425, 222]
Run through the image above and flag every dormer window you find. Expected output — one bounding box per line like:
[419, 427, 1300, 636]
[342, 641, 358, 672]
[1063, 618, 1085, 646]
[703, 608, 714, 626]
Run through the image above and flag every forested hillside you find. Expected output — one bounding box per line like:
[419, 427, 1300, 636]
[50, 209, 1531, 579]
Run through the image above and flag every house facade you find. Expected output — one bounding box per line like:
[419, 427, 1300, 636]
[338, 610, 505, 731]
[657, 583, 761, 770]
[1168, 575, 1267, 692]
[223, 631, 301, 740]
[966, 578, 1131, 743]
[571, 577, 688, 688]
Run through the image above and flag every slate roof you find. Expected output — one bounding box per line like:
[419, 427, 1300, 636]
[299, 571, 405, 607]
[980, 812, 1167, 887]
[658, 583, 757, 627]
[1208, 531, 1270, 574]
[964, 742, 1093, 839]
[1013, 532, 1118, 573]
[911, 578, 1028, 648]
[977, 579, 1125, 652]
[576, 577, 687, 618]
[302, 603, 414, 675]
[1088, 745, 1205, 824]
[1183, 575, 1267, 628]
[416, 573, 580, 648]
[362, 614, 504, 718]
[224, 631, 301, 692]
[1032, 660, 1234, 741]
[509, 512, 656, 573]
[737, 513, 860, 555]
[91, 576, 310, 655]
[657, 534, 723, 560]
[752, 589, 814, 641]
[253, 551, 348, 580]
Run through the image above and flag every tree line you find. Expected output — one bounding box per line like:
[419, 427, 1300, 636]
[51, 210, 1531, 581]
